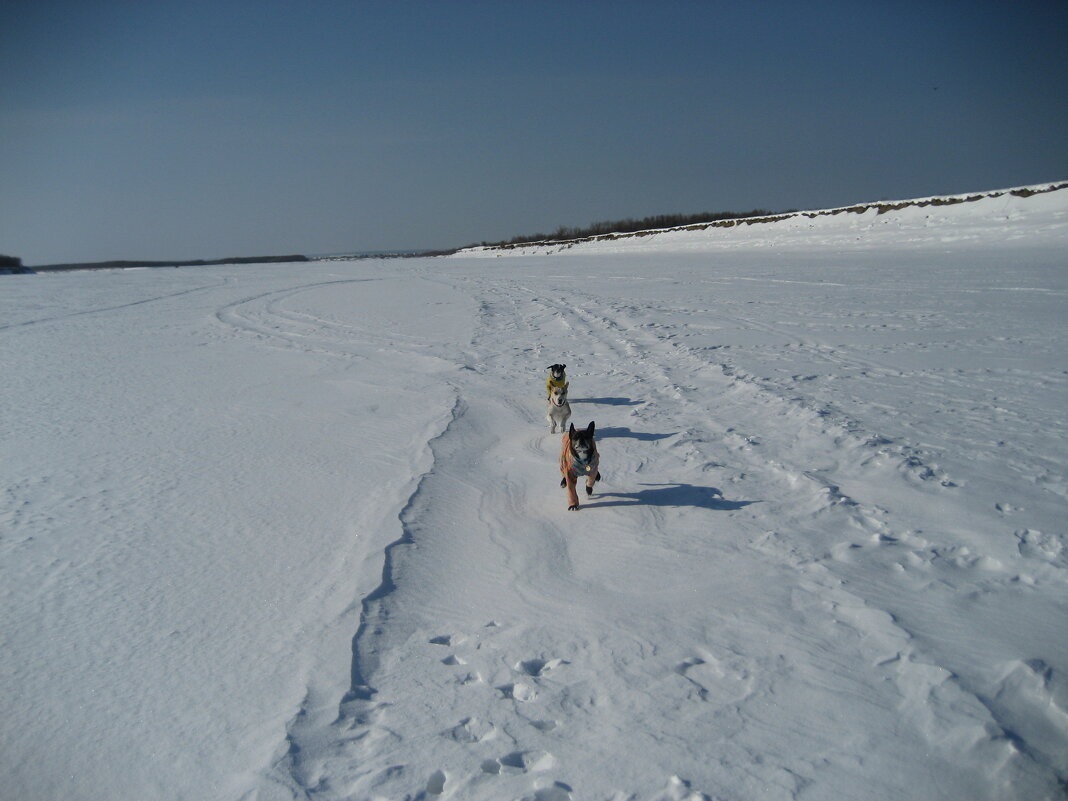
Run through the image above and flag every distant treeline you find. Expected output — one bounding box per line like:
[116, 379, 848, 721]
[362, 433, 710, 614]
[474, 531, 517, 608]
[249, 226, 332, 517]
[29, 254, 311, 272]
[0, 254, 29, 273]
[472, 209, 778, 248]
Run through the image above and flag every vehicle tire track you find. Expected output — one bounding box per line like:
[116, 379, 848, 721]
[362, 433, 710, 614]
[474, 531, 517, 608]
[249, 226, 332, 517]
[1, 278, 227, 332]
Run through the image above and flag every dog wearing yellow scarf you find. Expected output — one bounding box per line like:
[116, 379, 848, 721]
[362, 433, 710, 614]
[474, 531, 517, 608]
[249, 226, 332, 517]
[546, 363, 567, 399]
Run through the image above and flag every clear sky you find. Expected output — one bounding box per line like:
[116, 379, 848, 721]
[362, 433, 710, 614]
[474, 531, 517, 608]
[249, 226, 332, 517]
[2, 0, 1066, 265]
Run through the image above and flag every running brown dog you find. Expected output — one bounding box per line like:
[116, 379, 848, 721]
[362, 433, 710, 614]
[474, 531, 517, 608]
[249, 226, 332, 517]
[560, 421, 601, 510]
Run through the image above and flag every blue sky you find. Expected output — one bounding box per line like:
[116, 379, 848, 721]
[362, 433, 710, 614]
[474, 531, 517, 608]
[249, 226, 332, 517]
[2, 0, 1066, 264]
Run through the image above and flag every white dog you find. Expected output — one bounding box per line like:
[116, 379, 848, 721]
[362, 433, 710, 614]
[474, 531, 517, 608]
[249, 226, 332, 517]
[547, 382, 571, 433]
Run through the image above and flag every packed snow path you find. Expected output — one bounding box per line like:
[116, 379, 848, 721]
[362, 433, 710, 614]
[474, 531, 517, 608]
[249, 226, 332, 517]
[2, 188, 1066, 800]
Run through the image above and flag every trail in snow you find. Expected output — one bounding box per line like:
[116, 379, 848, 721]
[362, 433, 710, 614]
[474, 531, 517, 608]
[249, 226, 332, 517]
[274, 242, 1066, 798]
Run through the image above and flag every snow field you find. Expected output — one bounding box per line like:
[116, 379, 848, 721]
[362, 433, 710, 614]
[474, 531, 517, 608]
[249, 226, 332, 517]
[1, 184, 1066, 800]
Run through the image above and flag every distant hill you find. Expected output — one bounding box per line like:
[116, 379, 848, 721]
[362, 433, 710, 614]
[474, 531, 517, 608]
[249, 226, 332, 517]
[459, 181, 1068, 254]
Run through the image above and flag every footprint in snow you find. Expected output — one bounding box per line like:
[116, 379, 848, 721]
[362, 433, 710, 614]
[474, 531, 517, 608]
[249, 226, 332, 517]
[516, 657, 565, 677]
[481, 750, 556, 774]
[990, 657, 1068, 766]
[429, 634, 464, 647]
[675, 654, 753, 704]
[1016, 528, 1063, 564]
[653, 775, 711, 801]
[497, 681, 538, 702]
[425, 769, 446, 796]
[520, 783, 573, 801]
[446, 716, 496, 744]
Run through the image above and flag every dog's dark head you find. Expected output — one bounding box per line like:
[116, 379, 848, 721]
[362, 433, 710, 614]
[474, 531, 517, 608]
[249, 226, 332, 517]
[568, 421, 596, 461]
[547, 363, 566, 380]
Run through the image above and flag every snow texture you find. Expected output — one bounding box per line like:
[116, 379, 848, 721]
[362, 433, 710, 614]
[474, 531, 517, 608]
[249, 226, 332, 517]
[2, 184, 1066, 801]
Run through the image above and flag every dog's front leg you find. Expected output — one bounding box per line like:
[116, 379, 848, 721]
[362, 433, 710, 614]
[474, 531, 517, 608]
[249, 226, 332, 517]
[585, 474, 598, 497]
[564, 474, 580, 510]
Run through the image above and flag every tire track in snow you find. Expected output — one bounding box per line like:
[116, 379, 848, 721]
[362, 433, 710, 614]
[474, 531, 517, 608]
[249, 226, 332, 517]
[214, 279, 380, 359]
[521, 281, 961, 544]
[489, 280, 991, 798]
[280, 276, 728, 800]
[385, 277, 825, 796]
[274, 267, 1064, 799]
[0, 277, 226, 332]
[213, 276, 462, 377]
[510, 279, 1066, 795]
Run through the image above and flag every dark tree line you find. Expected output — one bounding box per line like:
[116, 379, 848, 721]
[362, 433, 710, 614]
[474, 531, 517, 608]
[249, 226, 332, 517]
[0, 254, 31, 273]
[475, 209, 777, 248]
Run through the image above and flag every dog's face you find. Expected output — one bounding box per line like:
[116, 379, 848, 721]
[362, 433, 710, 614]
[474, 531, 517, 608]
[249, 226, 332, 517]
[547, 364, 566, 381]
[568, 421, 596, 461]
[549, 383, 569, 406]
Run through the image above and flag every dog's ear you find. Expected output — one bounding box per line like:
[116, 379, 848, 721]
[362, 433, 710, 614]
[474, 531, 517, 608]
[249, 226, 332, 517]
[568, 423, 576, 436]
[563, 382, 568, 390]
[586, 421, 595, 436]
[561, 364, 566, 370]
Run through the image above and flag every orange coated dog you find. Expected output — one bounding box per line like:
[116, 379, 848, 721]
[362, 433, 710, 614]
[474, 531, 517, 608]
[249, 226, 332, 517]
[559, 421, 600, 510]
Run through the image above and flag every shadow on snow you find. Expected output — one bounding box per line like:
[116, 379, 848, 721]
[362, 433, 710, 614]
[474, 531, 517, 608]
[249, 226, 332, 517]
[595, 426, 673, 442]
[589, 483, 756, 511]
[571, 396, 642, 406]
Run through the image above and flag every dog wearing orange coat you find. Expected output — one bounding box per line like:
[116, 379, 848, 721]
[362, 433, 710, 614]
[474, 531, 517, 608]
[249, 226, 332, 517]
[560, 421, 601, 510]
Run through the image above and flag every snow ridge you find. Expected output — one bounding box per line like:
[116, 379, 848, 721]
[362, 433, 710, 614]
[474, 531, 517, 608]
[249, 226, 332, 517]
[345, 393, 467, 703]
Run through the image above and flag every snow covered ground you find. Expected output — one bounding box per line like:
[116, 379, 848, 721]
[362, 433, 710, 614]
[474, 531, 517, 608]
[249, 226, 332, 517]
[2, 185, 1066, 801]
